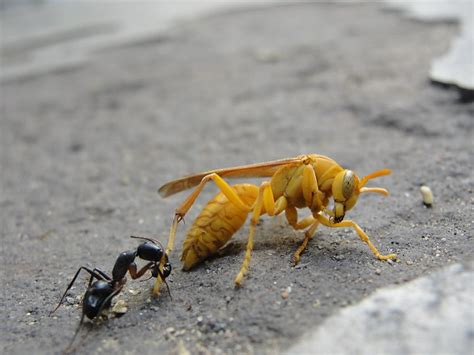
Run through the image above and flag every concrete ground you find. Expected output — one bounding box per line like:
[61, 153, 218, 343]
[1, 3, 473, 354]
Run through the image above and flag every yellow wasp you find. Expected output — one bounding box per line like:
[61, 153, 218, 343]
[155, 154, 396, 291]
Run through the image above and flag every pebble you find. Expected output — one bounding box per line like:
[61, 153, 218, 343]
[112, 299, 128, 315]
[375, 269, 382, 275]
[420, 185, 433, 207]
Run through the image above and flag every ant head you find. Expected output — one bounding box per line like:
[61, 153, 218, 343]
[331, 168, 391, 223]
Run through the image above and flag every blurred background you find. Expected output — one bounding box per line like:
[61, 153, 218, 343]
[1, 0, 472, 94]
[1, 1, 473, 354]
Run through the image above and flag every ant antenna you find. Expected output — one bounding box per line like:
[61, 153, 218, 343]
[130, 236, 165, 251]
[157, 269, 172, 300]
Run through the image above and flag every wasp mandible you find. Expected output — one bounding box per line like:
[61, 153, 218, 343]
[157, 154, 396, 288]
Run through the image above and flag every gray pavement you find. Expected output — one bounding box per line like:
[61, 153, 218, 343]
[1, 3, 473, 354]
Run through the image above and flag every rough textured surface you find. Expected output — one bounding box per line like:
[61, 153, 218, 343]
[1, 3, 473, 354]
[287, 263, 474, 355]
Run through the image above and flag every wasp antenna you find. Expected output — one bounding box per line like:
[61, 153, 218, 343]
[360, 187, 389, 196]
[359, 169, 391, 188]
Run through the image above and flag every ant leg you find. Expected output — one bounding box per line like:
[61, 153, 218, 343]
[315, 214, 397, 261]
[50, 267, 106, 315]
[93, 268, 111, 281]
[153, 256, 172, 296]
[64, 312, 86, 353]
[96, 286, 123, 317]
[155, 266, 172, 299]
[128, 262, 154, 279]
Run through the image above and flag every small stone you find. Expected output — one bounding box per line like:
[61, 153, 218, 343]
[406, 260, 414, 265]
[375, 269, 382, 275]
[166, 327, 175, 334]
[128, 289, 140, 295]
[112, 299, 128, 315]
[333, 255, 345, 261]
[281, 290, 289, 299]
[420, 185, 434, 207]
[177, 340, 191, 355]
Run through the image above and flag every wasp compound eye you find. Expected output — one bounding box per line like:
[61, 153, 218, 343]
[342, 170, 356, 200]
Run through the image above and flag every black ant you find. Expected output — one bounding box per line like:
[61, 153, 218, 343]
[50, 236, 172, 351]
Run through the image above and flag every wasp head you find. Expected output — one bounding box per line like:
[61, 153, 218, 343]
[331, 168, 392, 223]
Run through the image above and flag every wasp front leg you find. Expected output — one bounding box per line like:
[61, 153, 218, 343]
[315, 214, 397, 261]
[165, 173, 250, 256]
[156, 174, 253, 295]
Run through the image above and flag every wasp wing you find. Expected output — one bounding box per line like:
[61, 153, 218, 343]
[158, 156, 303, 197]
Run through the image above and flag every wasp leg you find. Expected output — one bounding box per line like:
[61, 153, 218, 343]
[234, 182, 287, 287]
[294, 221, 320, 265]
[315, 214, 397, 261]
[285, 207, 320, 265]
[285, 207, 319, 266]
[302, 164, 323, 210]
[166, 173, 251, 254]
[156, 174, 255, 295]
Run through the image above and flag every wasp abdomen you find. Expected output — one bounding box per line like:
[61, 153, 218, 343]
[181, 184, 258, 270]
